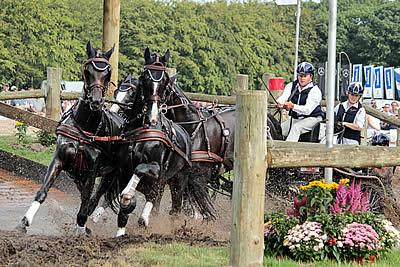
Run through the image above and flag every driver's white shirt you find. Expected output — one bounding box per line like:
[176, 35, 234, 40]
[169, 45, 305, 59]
[276, 81, 322, 116]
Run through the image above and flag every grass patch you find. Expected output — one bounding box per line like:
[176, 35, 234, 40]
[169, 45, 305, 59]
[88, 242, 400, 267]
[89, 242, 230, 267]
[0, 136, 54, 166]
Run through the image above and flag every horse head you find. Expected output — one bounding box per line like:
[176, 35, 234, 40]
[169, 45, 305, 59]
[82, 41, 114, 111]
[112, 74, 144, 128]
[140, 47, 170, 127]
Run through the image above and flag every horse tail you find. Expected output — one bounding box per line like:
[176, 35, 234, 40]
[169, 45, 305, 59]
[185, 168, 216, 221]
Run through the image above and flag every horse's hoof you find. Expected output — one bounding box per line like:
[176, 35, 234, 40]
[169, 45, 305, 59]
[138, 217, 147, 228]
[91, 207, 105, 223]
[15, 217, 28, 233]
[116, 228, 126, 237]
[15, 223, 27, 233]
[85, 227, 92, 235]
[75, 225, 88, 235]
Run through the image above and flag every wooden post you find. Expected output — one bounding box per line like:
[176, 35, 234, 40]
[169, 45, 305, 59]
[103, 0, 120, 97]
[237, 74, 248, 91]
[46, 68, 62, 122]
[397, 128, 400, 147]
[230, 73, 267, 266]
[166, 68, 176, 77]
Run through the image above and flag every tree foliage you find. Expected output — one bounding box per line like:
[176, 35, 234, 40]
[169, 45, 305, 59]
[0, 0, 398, 95]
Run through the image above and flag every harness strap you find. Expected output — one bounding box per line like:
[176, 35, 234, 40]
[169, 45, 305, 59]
[214, 113, 228, 163]
[75, 141, 84, 178]
[130, 128, 192, 167]
[191, 151, 223, 163]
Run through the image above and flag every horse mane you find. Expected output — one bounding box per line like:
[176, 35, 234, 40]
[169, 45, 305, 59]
[169, 77, 198, 113]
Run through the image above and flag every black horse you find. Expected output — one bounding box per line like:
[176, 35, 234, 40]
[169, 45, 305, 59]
[16, 41, 123, 234]
[167, 76, 283, 197]
[101, 48, 213, 236]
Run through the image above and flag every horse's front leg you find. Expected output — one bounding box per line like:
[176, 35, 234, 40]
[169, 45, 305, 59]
[16, 153, 64, 233]
[116, 173, 140, 237]
[75, 169, 97, 235]
[89, 172, 116, 223]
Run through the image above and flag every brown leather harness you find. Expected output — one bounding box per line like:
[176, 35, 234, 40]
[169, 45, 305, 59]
[167, 86, 230, 165]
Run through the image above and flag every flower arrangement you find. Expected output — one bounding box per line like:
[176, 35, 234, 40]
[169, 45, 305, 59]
[338, 222, 382, 260]
[263, 212, 299, 257]
[380, 219, 400, 249]
[264, 178, 400, 263]
[283, 221, 327, 261]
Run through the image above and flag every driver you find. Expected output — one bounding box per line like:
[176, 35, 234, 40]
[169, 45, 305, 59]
[276, 62, 322, 142]
[334, 82, 366, 145]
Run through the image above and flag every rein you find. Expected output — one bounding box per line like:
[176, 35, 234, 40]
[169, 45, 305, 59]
[175, 107, 236, 126]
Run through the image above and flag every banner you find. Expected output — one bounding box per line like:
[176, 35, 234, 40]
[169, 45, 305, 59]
[363, 65, 373, 98]
[384, 67, 395, 100]
[373, 66, 384, 99]
[395, 68, 400, 99]
[352, 64, 363, 83]
[316, 62, 326, 97]
[341, 64, 351, 98]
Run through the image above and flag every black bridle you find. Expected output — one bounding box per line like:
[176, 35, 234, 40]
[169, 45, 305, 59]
[81, 56, 112, 96]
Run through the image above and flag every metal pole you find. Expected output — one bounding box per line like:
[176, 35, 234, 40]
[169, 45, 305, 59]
[293, 0, 301, 81]
[325, 0, 338, 184]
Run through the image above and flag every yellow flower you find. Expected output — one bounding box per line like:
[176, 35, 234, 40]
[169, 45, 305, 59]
[339, 178, 350, 184]
[15, 121, 24, 125]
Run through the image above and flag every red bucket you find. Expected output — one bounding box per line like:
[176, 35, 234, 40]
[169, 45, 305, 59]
[268, 78, 284, 91]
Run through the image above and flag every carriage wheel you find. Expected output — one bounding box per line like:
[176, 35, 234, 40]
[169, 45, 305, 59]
[361, 182, 385, 214]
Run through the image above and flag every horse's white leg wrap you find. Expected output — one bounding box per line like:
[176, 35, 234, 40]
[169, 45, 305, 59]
[116, 227, 126, 237]
[75, 224, 86, 235]
[24, 201, 41, 226]
[121, 174, 140, 207]
[140, 202, 153, 227]
[91, 206, 105, 223]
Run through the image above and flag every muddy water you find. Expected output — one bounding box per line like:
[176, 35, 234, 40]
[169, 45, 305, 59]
[0, 168, 234, 240]
[0, 169, 79, 236]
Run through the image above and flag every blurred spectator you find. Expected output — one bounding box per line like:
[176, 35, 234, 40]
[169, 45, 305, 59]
[391, 101, 399, 117]
[10, 85, 17, 92]
[30, 97, 46, 116]
[367, 100, 380, 140]
[382, 103, 393, 115]
[1, 83, 9, 92]
[381, 103, 397, 130]
[391, 101, 399, 112]
[62, 100, 74, 113]
[12, 98, 31, 111]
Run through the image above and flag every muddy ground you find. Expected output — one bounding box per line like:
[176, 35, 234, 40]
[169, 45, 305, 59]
[1, 118, 400, 266]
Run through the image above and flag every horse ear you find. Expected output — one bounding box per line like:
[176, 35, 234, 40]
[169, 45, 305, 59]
[170, 73, 178, 85]
[125, 74, 132, 83]
[161, 49, 170, 63]
[144, 47, 151, 63]
[86, 41, 97, 59]
[103, 44, 115, 61]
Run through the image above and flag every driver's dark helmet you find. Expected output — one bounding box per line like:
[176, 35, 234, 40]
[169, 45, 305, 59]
[371, 133, 389, 146]
[347, 82, 364, 96]
[297, 62, 315, 76]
